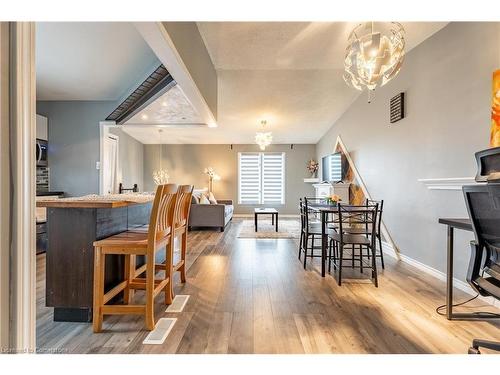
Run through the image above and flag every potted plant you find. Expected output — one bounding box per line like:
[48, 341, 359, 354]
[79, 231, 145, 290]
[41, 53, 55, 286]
[307, 159, 319, 178]
[325, 194, 342, 206]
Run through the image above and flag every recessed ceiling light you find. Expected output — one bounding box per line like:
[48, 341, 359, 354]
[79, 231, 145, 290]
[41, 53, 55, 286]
[141, 114, 149, 120]
[161, 101, 168, 107]
[208, 123, 218, 128]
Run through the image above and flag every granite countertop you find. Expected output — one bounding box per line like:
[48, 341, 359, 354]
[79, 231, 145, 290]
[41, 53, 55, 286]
[36, 193, 154, 208]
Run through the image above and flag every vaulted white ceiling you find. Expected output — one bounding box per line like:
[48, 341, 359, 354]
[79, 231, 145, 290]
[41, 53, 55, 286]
[36, 22, 160, 101]
[125, 22, 448, 144]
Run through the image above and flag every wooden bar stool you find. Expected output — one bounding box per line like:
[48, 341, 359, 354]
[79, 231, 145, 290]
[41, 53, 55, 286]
[92, 184, 178, 332]
[157, 185, 193, 300]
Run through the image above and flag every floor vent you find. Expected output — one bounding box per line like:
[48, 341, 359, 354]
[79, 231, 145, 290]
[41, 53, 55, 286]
[166, 295, 190, 313]
[142, 317, 177, 345]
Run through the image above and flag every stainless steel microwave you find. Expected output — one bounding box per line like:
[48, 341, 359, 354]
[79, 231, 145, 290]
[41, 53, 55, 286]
[36, 139, 48, 167]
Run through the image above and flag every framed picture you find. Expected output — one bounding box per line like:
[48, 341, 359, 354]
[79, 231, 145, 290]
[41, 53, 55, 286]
[490, 69, 500, 147]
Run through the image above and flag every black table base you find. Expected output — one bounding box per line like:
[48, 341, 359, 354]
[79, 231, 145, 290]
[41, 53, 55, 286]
[254, 211, 278, 232]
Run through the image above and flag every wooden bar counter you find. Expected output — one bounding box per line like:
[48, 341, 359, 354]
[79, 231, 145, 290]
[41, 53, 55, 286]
[37, 195, 154, 322]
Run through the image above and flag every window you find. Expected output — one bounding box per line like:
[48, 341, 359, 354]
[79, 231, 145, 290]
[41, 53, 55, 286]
[238, 152, 285, 205]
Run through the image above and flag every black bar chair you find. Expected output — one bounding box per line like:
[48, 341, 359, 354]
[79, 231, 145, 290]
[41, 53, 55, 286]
[328, 203, 379, 286]
[299, 197, 334, 269]
[341, 199, 385, 269]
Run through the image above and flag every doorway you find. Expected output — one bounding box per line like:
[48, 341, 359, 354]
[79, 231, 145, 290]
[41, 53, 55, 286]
[101, 132, 119, 195]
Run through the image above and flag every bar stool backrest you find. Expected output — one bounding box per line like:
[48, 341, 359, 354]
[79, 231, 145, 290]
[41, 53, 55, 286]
[174, 185, 194, 229]
[148, 184, 179, 251]
[337, 203, 378, 245]
[303, 197, 318, 229]
[366, 199, 384, 235]
[299, 198, 305, 231]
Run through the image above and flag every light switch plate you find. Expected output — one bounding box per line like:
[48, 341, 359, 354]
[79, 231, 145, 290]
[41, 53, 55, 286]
[95, 161, 100, 170]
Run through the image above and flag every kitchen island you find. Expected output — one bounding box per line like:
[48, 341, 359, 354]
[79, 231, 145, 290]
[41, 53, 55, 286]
[37, 194, 154, 322]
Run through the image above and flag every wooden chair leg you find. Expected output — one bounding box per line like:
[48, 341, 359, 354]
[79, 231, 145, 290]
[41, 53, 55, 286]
[165, 238, 174, 305]
[92, 247, 104, 333]
[180, 231, 187, 283]
[123, 254, 135, 304]
[145, 256, 155, 330]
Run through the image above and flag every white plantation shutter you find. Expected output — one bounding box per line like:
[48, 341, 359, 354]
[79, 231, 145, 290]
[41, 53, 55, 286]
[238, 153, 261, 204]
[262, 153, 285, 204]
[238, 152, 285, 205]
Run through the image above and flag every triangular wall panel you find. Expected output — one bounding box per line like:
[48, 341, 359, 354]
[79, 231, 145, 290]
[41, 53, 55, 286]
[334, 135, 400, 259]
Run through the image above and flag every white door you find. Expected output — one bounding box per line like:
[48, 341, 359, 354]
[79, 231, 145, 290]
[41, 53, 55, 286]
[102, 134, 119, 195]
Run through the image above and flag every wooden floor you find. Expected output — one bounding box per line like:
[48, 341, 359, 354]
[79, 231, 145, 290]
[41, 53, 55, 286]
[36, 218, 500, 354]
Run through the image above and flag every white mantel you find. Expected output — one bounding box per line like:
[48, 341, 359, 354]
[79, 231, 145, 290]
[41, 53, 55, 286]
[417, 177, 478, 190]
[312, 182, 351, 202]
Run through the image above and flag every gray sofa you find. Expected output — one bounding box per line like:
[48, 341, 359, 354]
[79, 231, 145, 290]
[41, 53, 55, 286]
[188, 199, 234, 232]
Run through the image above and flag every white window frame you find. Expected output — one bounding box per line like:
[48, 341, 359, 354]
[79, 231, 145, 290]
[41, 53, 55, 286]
[238, 152, 285, 205]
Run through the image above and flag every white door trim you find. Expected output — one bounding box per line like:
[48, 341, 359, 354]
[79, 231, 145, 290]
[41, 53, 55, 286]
[0, 22, 11, 351]
[9, 22, 36, 352]
[98, 121, 117, 194]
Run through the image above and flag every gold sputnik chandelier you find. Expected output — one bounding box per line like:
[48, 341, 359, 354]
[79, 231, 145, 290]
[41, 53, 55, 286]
[255, 120, 272, 150]
[343, 22, 406, 102]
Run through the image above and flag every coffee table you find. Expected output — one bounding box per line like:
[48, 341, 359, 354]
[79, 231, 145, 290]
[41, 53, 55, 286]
[254, 208, 278, 232]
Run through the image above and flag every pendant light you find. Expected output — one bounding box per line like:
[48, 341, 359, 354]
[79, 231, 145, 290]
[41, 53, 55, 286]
[152, 129, 170, 185]
[255, 120, 272, 150]
[343, 22, 406, 102]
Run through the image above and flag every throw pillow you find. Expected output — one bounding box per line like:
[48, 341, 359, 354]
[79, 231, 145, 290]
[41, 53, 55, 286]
[208, 191, 218, 204]
[199, 194, 210, 205]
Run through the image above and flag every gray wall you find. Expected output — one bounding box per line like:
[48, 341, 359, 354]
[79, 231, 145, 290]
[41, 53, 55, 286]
[144, 144, 316, 214]
[317, 22, 500, 281]
[109, 127, 144, 192]
[37, 100, 116, 197]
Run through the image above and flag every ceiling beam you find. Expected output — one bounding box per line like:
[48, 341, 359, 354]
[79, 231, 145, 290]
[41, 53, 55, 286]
[134, 22, 217, 128]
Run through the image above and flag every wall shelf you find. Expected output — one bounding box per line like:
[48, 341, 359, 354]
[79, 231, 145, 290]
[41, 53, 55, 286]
[303, 178, 320, 183]
[417, 177, 477, 190]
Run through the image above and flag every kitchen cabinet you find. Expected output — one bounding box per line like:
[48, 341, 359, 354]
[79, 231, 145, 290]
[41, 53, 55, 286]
[36, 114, 48, 140]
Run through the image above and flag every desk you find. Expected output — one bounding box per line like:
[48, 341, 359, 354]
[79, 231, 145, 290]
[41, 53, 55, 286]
[438, 218, 495, 320]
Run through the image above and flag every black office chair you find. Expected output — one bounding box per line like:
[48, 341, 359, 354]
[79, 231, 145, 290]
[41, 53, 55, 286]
[463, 183, 500, 354]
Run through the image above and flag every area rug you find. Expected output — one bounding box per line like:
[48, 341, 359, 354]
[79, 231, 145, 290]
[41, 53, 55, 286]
[237, 219, 301, 239]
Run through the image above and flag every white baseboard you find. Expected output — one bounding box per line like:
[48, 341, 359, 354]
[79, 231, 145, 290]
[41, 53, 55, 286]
[381, 241, 500, 308]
